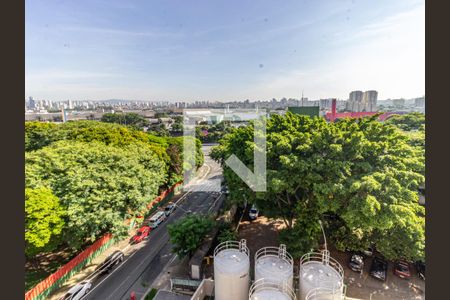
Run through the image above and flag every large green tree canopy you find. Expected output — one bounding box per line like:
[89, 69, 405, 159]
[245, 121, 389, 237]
[25, 120, 204, 255]
[211, 113, 425, 261]
[26, 140, 167, 249]
[25, 121, 204, 186]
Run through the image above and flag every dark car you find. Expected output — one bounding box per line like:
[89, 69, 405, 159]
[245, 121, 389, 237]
[349, 253, 364, 273]
[394, 260, 411, 279]
[130, 226, 151, 244]
[369, 257, 388, 281]
[415, 261, 425, 280]
[95, 250, 124, 275]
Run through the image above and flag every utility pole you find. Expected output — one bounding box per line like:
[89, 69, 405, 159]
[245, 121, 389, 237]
[318, 220, 327, 252]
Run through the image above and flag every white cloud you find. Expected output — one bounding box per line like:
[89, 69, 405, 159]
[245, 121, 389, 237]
[241, 3, 425, 100]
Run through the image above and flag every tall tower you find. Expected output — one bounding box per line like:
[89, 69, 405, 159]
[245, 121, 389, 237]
[348, 91, 363, 111]
[363, 90, 378, 112]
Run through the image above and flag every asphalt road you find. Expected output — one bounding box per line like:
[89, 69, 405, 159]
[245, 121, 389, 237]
[83, 145, 222, 300]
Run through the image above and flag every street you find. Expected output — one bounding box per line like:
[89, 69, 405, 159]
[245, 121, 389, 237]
[83, 144, 222, 300]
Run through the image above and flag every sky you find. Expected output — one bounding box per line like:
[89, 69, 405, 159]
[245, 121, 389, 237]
[25, 0, 425, 102]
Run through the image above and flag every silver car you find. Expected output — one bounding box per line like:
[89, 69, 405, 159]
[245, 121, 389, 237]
[59, 280, 92, 300]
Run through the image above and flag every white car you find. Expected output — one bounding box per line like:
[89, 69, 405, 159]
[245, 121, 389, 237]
[164, 203, 176, 217]
[248, 205, 259, 220]
[59, 281, 92, 300]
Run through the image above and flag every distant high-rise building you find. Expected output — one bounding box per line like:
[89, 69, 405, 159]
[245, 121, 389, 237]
[415, 96, 425, 107]
[28, 96, 36, 109]
[319, 98, 333, 110]
[363, 90, 378, 111]
[349, 91, 363, 102]
[347, 90, 377, 112]
[393, 98, 405, 107]
[348, 91, 363, 111]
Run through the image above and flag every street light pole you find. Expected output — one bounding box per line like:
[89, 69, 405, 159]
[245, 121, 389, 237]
[319, 220, 327, 252]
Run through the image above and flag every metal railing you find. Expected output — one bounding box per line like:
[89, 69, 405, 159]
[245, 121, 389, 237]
[255, 244, 293, 265]
[305, 287, 344, 300]
[249, 278, 297, 300]
[214, 239, 249, 258]
[299, 250, 344, 280]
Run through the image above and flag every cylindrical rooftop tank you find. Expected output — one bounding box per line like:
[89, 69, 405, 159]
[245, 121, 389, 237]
[214, 239, 250, 300]
[298, 250, 344, 300]
[249, 278, 297, 300]
[255, 244, 294, 288]
[305, 287, 342, 300]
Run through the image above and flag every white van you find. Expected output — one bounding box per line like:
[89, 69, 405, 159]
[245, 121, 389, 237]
[148, 211, 166, 229]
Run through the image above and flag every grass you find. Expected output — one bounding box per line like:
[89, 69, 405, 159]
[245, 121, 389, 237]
[145, 288, 158, 300]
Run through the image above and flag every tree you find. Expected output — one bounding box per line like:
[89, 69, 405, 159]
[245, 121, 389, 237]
[216, 222, 238, 244]
[25, 122, 60, 151]
[171, 122, 183, 133]
[385, 112, 425, 131]
[154, 112, 168, 118]
[25, 121, 204, 190]
[25, 187, 65, 257]
[167, 214, 214, 258]
[212, 113, 425, 260]
[101, 112, 149, 129]
[26, 140, 167, 249]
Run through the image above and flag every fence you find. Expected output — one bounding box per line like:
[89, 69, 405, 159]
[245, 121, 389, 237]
[25, 181, 183, 300]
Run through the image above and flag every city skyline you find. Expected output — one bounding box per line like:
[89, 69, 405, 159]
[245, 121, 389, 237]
[26, 0, 424, 102]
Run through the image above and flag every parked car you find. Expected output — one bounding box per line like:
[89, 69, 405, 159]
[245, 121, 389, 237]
[369, 257, 388, 281]
[164, 203, 176, 217]
[394, 260, 411, 279]
[95, 250, 124, 275]
[362, 245, 375, 257]
[248, 205, 259, 220]
[59, 281, 92, 300]
[349, 253, 365, 273]
[415, 261, 425, 280]
[130, 226, 151, 244]
[148, 211, 167, 229]
[221, 185, 229, 195]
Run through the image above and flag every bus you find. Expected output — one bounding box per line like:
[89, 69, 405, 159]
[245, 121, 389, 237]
[148, 211, 166, 229]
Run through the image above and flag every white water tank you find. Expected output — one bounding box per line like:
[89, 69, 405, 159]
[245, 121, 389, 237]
[249, 278, 297, 300]
[214, 239, 250, 300]
[255, 244, 294, 288]
[298, 250, 344, 300]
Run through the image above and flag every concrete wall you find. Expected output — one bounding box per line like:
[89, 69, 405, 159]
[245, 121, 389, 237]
[190, 279, 215, 300]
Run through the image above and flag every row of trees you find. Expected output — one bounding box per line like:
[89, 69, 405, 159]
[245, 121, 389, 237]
[211, 112, 425, 261]
[196, 121, 234, 143]
[25, 121, 203, 257]
[101, 112, 149, 130]
[101, 112, 186, 137]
